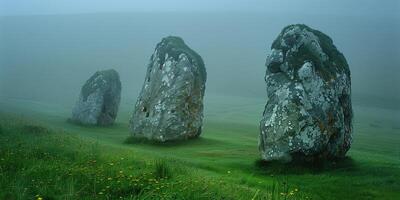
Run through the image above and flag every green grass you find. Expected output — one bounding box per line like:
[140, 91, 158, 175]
[0, 94, 399, 199]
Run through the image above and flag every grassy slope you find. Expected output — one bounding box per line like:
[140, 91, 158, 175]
[0, 94, 399, 199]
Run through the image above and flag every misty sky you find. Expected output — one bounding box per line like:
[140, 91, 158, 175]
[1, 0, 399, 16]
[0, 0, 399, 110]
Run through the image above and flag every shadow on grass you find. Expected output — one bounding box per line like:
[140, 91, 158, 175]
[21, 124, 50, 135]
[254, 156, 358, 175]
[66, 118, 123, 129]
[124, 136, 224, 148]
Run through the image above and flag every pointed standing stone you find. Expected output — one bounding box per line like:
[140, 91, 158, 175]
[130, 36, 207, 142]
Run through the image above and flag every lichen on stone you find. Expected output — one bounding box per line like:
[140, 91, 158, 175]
[129, 36, 206, 142]
[259, 24, 353, 162]
[71, 69, 121, 126]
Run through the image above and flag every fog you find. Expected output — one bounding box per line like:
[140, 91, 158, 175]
[2, 0, 399, 16]
[1, 1, 399, 110]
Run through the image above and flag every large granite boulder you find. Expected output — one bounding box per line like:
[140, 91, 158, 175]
[259, 24, 353, 162]
[129, 36, 206, 142]
[72, 69, 121, 126]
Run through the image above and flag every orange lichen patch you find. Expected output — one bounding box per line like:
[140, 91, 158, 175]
[317, 120, 326, 133]
[327, 112, 335, 126]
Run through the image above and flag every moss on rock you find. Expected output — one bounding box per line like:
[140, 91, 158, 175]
[260, 24, 353, 162]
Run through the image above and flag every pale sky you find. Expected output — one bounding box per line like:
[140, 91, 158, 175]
[1, 0, 399, 16]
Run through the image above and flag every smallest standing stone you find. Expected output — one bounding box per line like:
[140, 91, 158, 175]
[71, 69, 121, 126]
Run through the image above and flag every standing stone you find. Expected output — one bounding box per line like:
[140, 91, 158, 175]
[129, 36, 206, 142]
[259, 24, 353, 162]
[72, 69, 121, 126]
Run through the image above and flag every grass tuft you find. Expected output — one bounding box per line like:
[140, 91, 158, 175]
[154, 160, 171, 179]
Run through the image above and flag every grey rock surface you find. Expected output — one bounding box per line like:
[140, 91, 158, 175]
[129, 36, 206, 142]
[259, 24, 353, 162]
[72, 69, 121, 126]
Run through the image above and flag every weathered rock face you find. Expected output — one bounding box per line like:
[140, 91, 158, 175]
[72, 69, 121, 126]
[259, 24, 353, 162]
[129, 36, 206, 142]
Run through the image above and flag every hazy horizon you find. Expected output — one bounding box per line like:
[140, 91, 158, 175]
[2, 0, 399, 17]
[1, 7, 400, 110]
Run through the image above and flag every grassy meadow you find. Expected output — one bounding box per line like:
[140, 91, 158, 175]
[0, 94, 399, 200]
